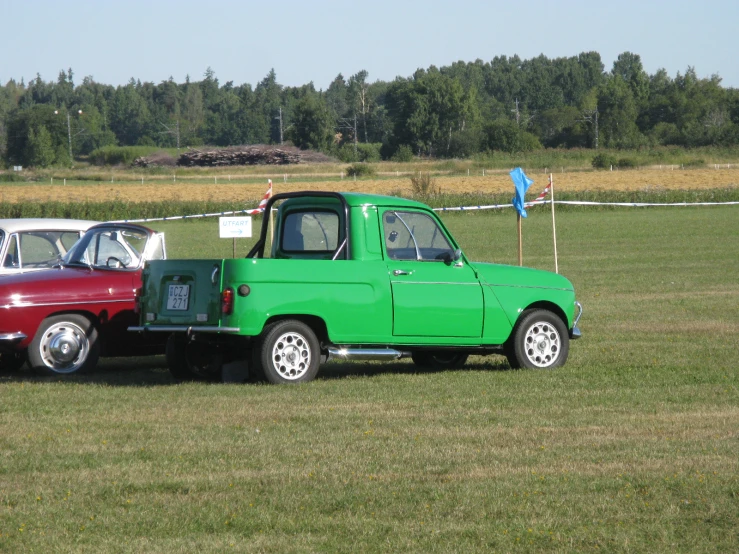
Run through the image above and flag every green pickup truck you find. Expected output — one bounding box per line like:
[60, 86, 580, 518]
[130, 191, 582, 383]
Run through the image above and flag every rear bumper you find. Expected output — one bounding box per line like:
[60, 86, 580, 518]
[128, 326, 240, 333]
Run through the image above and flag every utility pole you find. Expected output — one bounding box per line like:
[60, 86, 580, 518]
[581, 107, 599, 149]
[160, 120, 181, 152]
[275, 107, 284, 145]
[55, 109, 83, 161]
[336, 115, 358, 157]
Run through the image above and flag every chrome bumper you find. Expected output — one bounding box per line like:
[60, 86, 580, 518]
[128, 326, 240, 333]
[0, 332, 27, 343]
[570, 301, 583, 340]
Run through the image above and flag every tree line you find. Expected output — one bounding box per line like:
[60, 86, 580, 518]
[1, 51, 738, 168]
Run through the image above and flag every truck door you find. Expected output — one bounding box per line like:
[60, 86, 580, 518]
[382, 210, 483, 338]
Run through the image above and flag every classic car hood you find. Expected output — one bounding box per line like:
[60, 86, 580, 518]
[470, 261, 574, 291]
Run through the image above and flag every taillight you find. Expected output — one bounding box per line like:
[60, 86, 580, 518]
[222, 287, 234, 315]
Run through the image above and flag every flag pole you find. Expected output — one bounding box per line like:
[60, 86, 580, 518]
[517, 213, 523, 266]
[550, 173, 559, 273]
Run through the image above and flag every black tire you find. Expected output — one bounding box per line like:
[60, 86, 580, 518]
[28, 314, 100, 376]
[506, 309, 569, 370]
[258, 320, 320, 384]
[0, 349, 26, 372]
[411, 351, 468, 370]
[184, 341, 223, 381]
[165, 333, 197, 380]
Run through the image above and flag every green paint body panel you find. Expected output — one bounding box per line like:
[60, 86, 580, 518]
[137, 192, 579, 349]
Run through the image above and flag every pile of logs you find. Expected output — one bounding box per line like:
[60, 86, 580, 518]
[132, 151, 176, 167]
[177, 146, 302, 167]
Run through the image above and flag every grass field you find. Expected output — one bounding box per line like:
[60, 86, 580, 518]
[1, 205, 738, 552]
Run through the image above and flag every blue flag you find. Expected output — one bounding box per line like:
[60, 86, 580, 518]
[510, 167, 534, 218]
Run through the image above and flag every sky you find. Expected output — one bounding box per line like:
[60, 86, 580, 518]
[2, 0, 737, 90]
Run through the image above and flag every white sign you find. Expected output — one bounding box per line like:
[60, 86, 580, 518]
[219, 216, 252, 238]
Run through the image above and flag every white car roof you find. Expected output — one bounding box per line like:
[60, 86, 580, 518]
[0, 219, 99, 234]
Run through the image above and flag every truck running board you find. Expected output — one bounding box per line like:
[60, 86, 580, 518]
[327, 347, 411, 360]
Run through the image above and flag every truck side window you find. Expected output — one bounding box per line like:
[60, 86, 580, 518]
[383, 211, 454, 261]
[282, 211, 339, 253]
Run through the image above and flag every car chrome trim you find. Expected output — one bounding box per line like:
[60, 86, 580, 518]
[570, 301, 583, 339]
[3, 298, 132, 309]
[573, 301, 583, 327]
[328, 347, 411, 360]
[0, 332, 27, 342]
[485, 283, 574, 292]
[392, 281, 479, 286]
[128, 326, 240, 333]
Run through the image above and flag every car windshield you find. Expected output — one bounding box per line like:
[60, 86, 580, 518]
[63, 227, 149, 269]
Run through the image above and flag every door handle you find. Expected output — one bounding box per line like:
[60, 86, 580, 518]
[393, 269, 412, 276]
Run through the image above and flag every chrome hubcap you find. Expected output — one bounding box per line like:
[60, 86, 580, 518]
[40, 322, 89, 374]
[271, 331, 311, 380]
[523, 321, 560, 368]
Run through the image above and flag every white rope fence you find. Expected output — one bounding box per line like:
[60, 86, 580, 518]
[109, 199, 739, 224]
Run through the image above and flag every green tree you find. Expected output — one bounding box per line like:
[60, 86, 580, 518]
[288, 91, 334, 151]
[612, 52, 649, 106]
[597, 76, 642, 148]
[27, 125, 56, 167]
[109, 82, 152, 146]
[483, 119, 542, 153]
[385, 69, 474, 157]
[5, 104, 68, 166]
[254, 69, 284, 144]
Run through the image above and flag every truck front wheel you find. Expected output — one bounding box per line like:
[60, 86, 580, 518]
[506, 309, 569, 369]
[259, 320, 320, 384]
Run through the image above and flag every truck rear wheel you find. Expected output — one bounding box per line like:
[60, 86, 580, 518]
[258, 320, 320, 384]
[165, 334, 197, 380]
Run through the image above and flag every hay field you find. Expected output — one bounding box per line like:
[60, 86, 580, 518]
[1, 168, 738, 204]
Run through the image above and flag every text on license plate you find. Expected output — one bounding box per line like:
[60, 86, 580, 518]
[167, 284, 190, 310]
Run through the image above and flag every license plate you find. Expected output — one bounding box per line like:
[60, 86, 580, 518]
[167, 284, 190, 310]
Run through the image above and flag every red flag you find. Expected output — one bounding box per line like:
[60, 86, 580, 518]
[247, 180, 273, 214]
[531, 177, 551, 203]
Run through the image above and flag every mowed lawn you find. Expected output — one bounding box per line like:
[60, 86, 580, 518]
[1, 207, 737, 553]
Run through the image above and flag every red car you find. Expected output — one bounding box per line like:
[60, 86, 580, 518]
[0, 223, 167, 375]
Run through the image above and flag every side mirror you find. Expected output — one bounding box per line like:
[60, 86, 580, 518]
[440, 249, 463, 264]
